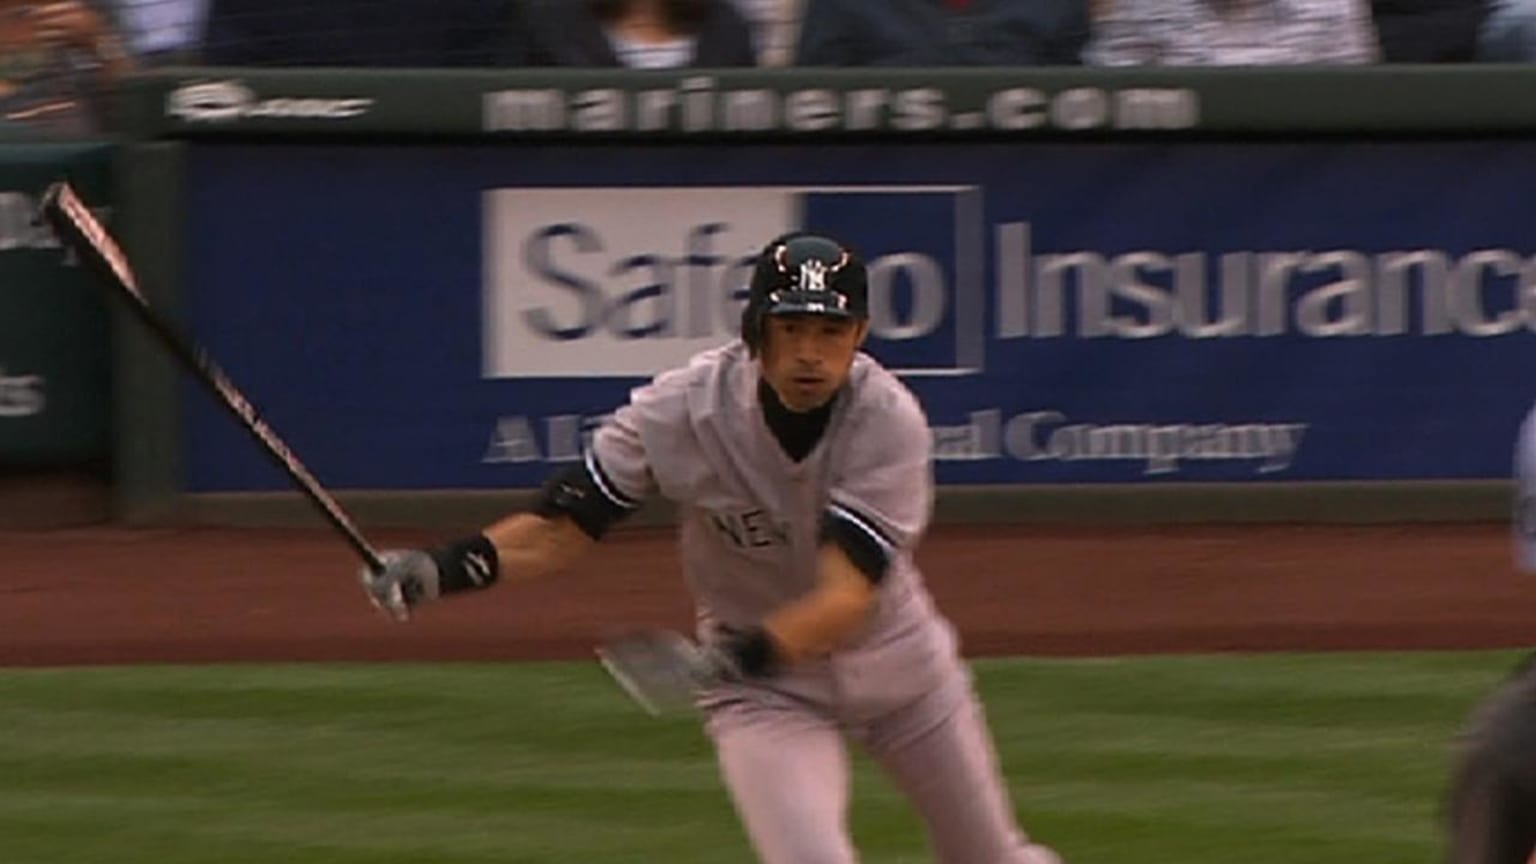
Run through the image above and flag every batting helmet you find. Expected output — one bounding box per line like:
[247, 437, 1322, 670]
[740, 232, 869, 353]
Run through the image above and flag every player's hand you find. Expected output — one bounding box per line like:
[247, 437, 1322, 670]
[360, 550, 441, 622]
[678, 639, 743, 688]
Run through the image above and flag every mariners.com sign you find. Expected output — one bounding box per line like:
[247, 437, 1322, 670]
[482, 77, 1199, 134]
[159, 77, 1198, 135]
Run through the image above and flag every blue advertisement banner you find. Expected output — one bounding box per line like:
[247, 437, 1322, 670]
[182, 141, 1536, 491]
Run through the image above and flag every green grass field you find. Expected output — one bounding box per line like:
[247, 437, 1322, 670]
[0, 650, 1520, 863]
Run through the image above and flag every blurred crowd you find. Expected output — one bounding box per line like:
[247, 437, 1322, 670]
[2, 0, 1535, 137]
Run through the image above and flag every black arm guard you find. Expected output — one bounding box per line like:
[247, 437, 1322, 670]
[534, 456, 637, 541]
[819, 505, 893, 585]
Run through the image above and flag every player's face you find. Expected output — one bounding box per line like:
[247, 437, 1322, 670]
[759, 314, 868, 412]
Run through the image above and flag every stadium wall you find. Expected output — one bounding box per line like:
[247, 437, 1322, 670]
[102, 66, 1536, 528]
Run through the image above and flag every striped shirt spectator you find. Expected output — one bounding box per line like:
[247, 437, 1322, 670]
[1086, 0, 1380, 65]
[730, 0, 801, 65]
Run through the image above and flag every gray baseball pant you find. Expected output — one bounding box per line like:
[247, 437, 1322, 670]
[705, 673, 1061, 864]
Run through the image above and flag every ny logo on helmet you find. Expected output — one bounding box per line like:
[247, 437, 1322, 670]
[800, 260, 828, 292]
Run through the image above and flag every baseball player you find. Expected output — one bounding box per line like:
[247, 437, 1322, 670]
[361, 232, 1063, 864]
[1442, 403, 1536, 864]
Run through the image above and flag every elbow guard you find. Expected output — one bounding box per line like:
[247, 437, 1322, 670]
[819, 504, 894, 585]
[534, 454, 638, 541]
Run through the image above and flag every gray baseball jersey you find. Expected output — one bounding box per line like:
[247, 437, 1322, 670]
[588, 340, 1058, 864]
[590, 340, 946, 681]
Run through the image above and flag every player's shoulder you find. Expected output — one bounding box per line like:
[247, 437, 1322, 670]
[843, 352, 928, 429]
[626, 340, 746, 419]
[650, 341, 739, 387]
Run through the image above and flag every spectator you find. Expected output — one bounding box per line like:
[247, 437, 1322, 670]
[1370, 0, 1489, 61]
[0, 0, 134, 138]
[111, 0, 208, 63]
[795, 0, 1089, 66]
[200, 0, 512, 67]
[509, 0, 756, 68]
[1478, 0, 1536, 60]
[1085, 0, 1380, 65]
[730, 0, 801, 66]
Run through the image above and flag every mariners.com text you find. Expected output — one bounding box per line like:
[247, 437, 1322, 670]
[483, 78, 1199, 134]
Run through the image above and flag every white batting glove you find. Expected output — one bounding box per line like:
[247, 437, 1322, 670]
[360, 550, 441, 622]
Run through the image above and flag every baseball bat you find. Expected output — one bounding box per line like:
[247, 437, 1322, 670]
[39, 179, 385, 574]
[596, 628, 713, 718]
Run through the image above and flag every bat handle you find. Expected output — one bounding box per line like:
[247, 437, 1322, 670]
[354, 539, 387, 575]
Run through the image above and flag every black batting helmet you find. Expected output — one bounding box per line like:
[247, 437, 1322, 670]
[740, 232, 868, 353]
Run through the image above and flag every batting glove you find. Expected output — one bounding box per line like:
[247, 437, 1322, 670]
[708, 625, 784, 680]
[360, 549, 441, 622]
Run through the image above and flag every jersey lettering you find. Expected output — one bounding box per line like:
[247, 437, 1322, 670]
[710, 508, 789, 549]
